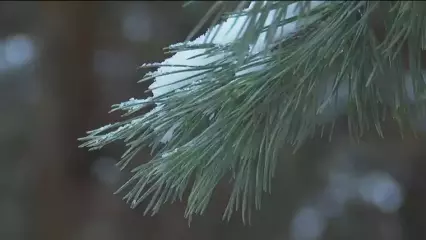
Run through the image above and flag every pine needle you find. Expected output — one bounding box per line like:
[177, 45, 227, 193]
[80, 1, 426, 223]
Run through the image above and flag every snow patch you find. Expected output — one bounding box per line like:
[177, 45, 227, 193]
[146, 1, 326, 143]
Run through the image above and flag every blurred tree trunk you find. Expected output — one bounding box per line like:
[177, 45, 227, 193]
[32, 2, 100, 240]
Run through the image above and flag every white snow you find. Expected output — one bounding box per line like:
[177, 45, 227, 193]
[145, 1, 326, 143]
[159, 122, 180, 143]
[151, 1, 326, 98]
[114, 97, 153, 114]
[108, 1, 426, 146]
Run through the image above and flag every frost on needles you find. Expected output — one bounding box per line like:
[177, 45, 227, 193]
[79, 1, 426, 223]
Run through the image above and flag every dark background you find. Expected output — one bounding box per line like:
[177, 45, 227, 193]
[1, 1, 426, 240]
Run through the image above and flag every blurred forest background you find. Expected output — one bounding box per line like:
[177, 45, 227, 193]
[2, 1, 426, 240]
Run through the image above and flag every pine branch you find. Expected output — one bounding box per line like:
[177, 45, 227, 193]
[79, 1, 426, 223]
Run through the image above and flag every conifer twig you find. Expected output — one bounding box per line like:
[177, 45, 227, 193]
[79, 1, 426, 223]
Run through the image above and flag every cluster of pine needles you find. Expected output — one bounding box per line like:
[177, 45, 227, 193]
[79, 1, 426, 223]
